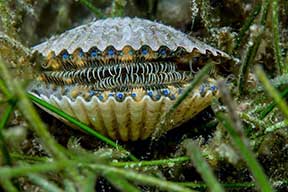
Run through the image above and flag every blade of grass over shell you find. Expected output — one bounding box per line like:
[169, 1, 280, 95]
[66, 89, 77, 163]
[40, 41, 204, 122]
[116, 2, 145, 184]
[235, 3, 261, 50]
[28, 93, 138, 161]
[153, 62, 213, 138]
[213, 81, 273, 192]
[183, 140, 224, 192]
[255, 65, 288, 119]
[272, 0, 287, 74]
[171, 62, 213, 111]
[78, 0, 105, 18]
[237, 0, 271, 95]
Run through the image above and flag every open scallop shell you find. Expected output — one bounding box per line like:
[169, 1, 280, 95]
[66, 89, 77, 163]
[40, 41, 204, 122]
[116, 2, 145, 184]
[30, 17, 228, 141]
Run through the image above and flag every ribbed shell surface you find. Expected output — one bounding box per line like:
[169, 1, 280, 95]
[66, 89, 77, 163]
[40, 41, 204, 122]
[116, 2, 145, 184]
[31, 82, 217, 141]
[32, 17, 229, 58]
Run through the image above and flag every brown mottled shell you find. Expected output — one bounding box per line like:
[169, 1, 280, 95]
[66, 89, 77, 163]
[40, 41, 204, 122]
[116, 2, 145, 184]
[30, 17, 227, 141]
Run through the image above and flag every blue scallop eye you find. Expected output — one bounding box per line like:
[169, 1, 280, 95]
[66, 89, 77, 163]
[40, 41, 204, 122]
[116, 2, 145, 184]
[162, 89, 170, 96]
[107, 49, 115, 56]
[141, 48, 148, 55]
[116, 92, 124, 100]
[91, 50, 97, 57]
[199, 85, 206, 96]
[210, 85, 217, 91]
[131, 92, 137, 98]
[155, 94, 161, 100]
[147, 90, 153, 97]
[159, 49, 166, 56]
[108, 93, 114, 97]
[97, 95, 103, 101]
[89, 90, 96, 97]
[62, 52, 69, 60]
[78, 51, 84, 57]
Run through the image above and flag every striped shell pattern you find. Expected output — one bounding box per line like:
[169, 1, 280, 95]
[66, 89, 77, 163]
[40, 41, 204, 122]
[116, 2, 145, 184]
[29, 17, 230, 141]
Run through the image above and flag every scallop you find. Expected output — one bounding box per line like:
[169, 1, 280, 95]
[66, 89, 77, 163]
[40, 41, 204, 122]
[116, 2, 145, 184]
[28, 17, 230, 141]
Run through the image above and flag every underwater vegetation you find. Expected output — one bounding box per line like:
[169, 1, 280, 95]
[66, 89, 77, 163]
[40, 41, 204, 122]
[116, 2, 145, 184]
[0, 0, 288, 191]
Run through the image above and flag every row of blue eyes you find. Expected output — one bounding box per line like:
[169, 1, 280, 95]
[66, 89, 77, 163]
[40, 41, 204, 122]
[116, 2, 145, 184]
[89, 89, 173, 99]
[88, 85, 217, 101]
[62, 48, 169, 60]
